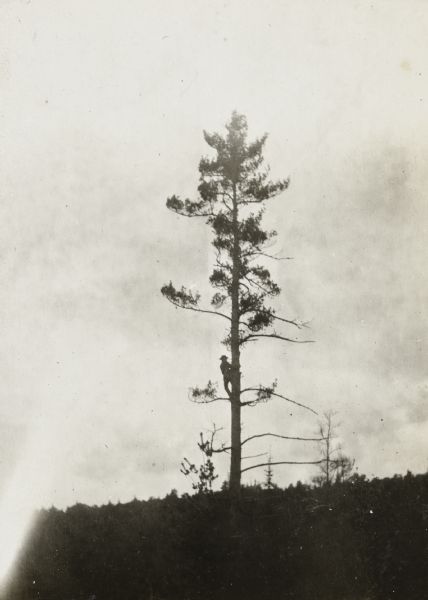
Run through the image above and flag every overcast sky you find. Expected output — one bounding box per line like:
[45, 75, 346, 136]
[0, 0, 427, 515]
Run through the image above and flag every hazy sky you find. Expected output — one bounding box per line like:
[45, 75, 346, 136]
[0, 0, 427, 515]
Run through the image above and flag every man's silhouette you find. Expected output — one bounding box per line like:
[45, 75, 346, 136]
[220, 355, 232, 395]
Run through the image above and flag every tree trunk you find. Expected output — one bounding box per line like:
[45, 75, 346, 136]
[229, 182, 241, 498]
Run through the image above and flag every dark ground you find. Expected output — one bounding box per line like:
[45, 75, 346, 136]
[4, 471, 428, 600]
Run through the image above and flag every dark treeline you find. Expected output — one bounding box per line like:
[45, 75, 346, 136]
[6, 471, 428, 600]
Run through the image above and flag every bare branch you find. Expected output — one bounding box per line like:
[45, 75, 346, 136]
[270, 314, 310, 330]
[241, 433, 324, 446]
[240, 388, 318, 415]
[270, 391, 318, 415]
[242, 452, 269, 460]
[245, 251, 294, 262]
[198, 425, 231, 456]
[241, 332, 315, 344]
[241, 459, 325, 474]
[211, 446, 231, 454]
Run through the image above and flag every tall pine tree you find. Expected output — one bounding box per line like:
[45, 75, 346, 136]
[162, 112, 316, 497]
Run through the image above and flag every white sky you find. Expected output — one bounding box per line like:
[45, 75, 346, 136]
[0, 0, 427, 512]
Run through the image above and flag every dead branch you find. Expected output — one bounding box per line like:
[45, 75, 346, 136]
[241, 432, 324, 446]
[241, 332, 315, 344]
[240, 388, 318, 415]
[246, 251, 294, 261]
[241, 452, 269, 460]
[241, 458, 325, 474]
[198, 425, 231, 456]
[270, 314, 310, 330]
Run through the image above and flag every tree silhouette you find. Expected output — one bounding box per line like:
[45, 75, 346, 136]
[312, 411, 355, 487]
[180, 426, 220, 494]
[162, 112, 317, 498]
[263, 455, 278, 490]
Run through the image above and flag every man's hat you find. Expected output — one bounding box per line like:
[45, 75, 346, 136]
[220, 355, 228, 360]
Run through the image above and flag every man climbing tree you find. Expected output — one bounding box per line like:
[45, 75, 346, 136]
[162, 112, 316, 498]
[220, 355, 232, 395]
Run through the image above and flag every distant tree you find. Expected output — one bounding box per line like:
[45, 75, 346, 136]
[162, 112, 318, 499]
[312, 411, 355, 486]
[334, 452, 355, 484]
[263, 455, 278, 490]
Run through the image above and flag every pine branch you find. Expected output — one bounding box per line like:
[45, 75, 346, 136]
[171, 208, 215, 218]
[239, 382, 277, 406]
[166, 195, 216, 218]
[190, 395, 230, 404]
[189, 382, 231, 404]
[162, 287, 231, 322]
[215, 257, 233, 272]
[169, 299, 231, 321]
[181, 303, 231, 321]
[241, 311, 308, 331]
